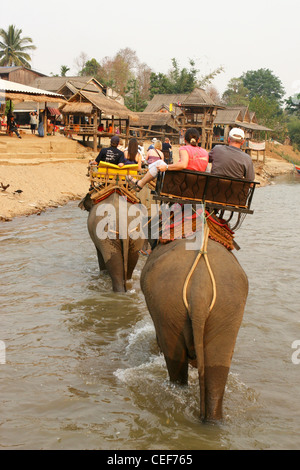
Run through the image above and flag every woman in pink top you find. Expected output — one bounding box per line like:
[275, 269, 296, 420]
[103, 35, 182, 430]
[126, 128, 209, 192]
[146, 140, 164, 165]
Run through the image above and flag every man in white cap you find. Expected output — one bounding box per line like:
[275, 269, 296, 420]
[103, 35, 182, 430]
[209, 128, 255, 180]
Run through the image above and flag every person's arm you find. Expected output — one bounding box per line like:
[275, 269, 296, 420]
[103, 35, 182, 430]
[136, 153, 142, 171]
[158, 148, 189, 172]
[95, 148, 104, 164]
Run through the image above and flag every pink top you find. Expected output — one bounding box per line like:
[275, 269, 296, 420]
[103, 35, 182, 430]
[147, 148, 164, 165]
[179, 145, 209, 172]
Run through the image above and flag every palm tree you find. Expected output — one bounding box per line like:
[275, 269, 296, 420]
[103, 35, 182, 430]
[0, 25, 36, 68]
[60, 65, 70, 77]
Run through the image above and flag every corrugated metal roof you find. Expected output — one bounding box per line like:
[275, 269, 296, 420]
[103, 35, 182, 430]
[0, 78, 64, 97]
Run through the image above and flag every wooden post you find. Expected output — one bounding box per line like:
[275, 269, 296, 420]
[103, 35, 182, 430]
[125, 119, 130, 146]
[201, 109, 207, 148]
[43, 105, 47, 135]
[93, 110, 97, 152]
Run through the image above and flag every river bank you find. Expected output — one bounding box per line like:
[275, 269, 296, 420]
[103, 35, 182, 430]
[0, 135, 295, 222]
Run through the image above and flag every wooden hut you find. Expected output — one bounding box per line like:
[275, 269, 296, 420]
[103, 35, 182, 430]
[213, 106, 272, 162]
[129, 112, 179, 142]
[0, 78, 66, 135]
[173, 88, 222, 150]
[0, 66, 46, 86]
[59, 89, 138, 150]
[143, 93, 188, 116]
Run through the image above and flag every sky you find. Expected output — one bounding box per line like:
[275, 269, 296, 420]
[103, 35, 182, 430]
[2, 0, 300, 100]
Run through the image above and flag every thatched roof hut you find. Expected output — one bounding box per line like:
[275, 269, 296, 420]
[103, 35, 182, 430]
[59, 88, 137, 149]
[144, 93, 188, 115]
[129, 111, 179, 141]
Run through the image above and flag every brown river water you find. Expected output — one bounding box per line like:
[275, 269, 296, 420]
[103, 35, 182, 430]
[0, 173, 300, 450]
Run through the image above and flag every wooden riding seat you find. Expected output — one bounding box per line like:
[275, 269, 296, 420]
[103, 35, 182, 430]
[153, 169, 259, 214]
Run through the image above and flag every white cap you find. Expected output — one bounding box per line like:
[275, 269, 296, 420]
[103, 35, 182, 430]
[229, 128, 245, 140]
[152, 138, 157, 143]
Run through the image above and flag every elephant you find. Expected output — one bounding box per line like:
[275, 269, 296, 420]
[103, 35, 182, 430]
[140, 234, 248, 422]
[86, 191, 145, 292]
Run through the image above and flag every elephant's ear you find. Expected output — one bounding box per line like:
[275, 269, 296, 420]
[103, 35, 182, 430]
[141, 214, 160, 250]
[78, 193, 93, 212]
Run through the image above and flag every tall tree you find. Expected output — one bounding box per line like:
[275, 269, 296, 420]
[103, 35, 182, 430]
[149, 58, 223, 98]
[0, 25, 36, 67]
[222, 78, 250, 106]
[285, 93, 300, 118]
[249, 95, 286, 139]
[125, 78, 148, 112]
[79, 58, 102, 78]
[60, 65, 70, 77]
[241, 68, 285, 104]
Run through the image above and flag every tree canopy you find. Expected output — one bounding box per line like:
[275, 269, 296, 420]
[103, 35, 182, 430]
[0, 25, 36, 67]
[241, 68, 285, 103]
[149, 59, 224, 99]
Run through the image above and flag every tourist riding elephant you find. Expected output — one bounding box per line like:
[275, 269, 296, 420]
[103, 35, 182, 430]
[140, 235, 248, 422]
[86, 192, 145, 292]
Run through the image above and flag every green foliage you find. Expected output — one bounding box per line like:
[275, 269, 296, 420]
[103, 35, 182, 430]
[124, 78, 148, 112]
[222, 78, 250, 106]
[249, 95, 287, 140]
[285, 93, 300, 118]
[287, 117, 300, 149]
[149, 72, 173, 99]
[0, 25, 36, 67]
[168, 58, 198, 93]
[80, 58, 102, 78]
[5, 100, 14, 115]
[241, 68, 285, 104]
[60, 65, 70, 77]
[249, 95, 281, 126]
[149, 58, 224, 99]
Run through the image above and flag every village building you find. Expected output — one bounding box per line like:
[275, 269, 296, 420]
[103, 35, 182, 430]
[213, 105, 272, 161]
[59, 88, 137, 150]
[0, 66, 46, 86]
[129, 111, 179, 141]
[138, 89, 222, 148]
[0, 78, 66, 136]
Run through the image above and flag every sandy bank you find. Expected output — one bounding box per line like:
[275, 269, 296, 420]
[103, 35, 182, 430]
[0, 135, 295, 222]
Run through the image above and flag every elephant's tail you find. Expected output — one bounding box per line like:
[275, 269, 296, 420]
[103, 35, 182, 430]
[190, 316, 206, 421]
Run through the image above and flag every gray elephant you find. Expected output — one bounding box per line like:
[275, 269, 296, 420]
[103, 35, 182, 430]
[87, 192, 145, 292]
[140, 235, 248, 422]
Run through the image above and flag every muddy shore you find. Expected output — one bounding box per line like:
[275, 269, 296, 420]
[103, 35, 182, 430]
[0, 134, 295, 222]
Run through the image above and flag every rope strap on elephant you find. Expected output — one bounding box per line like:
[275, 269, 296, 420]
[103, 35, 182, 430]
[183, 223, 217, 313]
[159, 208, 235, 251]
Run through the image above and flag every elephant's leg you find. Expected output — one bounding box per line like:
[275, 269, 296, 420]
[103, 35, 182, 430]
[96, 239, 126, 292]
[204, 364, 229, 421]
[106, 252, 126, 292]
[203, 309, 244, 421]
[96, 248, 106, 271]
[126, 250, 139, 280]
[157, 330, 189, 385]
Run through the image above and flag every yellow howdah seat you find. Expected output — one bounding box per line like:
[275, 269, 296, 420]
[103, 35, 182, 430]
[93, 161, 139, 181]
[89, 161, 141, 205]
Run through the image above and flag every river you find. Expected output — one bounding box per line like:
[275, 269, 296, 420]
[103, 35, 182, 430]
[0, 174, 299, 450]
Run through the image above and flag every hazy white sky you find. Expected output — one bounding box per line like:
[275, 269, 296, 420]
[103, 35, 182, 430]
[2, 0, 300, 99]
